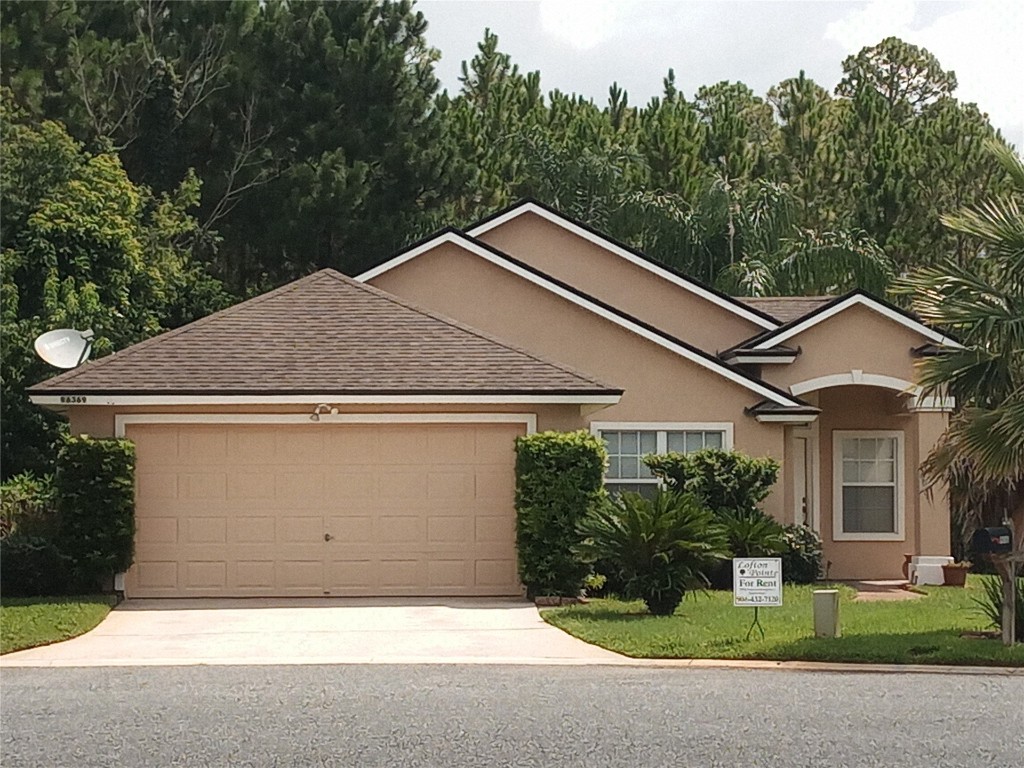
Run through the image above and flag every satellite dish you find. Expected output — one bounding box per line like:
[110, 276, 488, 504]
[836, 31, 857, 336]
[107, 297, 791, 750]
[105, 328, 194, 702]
[33, 328, 95, 369]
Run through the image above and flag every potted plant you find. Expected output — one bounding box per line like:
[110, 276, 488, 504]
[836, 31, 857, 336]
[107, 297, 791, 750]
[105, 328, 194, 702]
[941, 560, 971, 587]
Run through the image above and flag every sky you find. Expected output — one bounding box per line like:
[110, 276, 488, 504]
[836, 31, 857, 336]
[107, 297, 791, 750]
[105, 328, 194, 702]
[419, 0, 1023, 149]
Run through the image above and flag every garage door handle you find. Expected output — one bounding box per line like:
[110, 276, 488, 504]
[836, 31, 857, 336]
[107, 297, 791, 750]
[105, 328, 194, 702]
[324, 533, 334, 542]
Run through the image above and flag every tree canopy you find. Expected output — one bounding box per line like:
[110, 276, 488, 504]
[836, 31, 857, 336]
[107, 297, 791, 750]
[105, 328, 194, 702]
[0, 91, 225, 476]
[0, 2, 1018, 478]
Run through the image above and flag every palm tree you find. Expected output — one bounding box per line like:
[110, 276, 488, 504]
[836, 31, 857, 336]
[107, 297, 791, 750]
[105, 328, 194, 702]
[616, 173, 895, 296]
[894, 141, 1024, 544]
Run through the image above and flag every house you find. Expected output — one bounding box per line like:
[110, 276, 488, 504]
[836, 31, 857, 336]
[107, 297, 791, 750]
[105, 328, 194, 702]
[28, 200, 956, 597]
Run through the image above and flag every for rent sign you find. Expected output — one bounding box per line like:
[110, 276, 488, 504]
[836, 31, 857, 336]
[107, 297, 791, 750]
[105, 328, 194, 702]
[733, 558, 783, 607]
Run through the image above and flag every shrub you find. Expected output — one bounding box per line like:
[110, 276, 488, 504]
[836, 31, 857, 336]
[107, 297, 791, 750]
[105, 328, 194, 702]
[0, 534, 72, 596]
[515, 430, 606, 597]
[0, 472, 59, 539]
[576, 490, 730, 615]
[706, 508, 786, 589]
[780, 524, 823, 584]
[644, 449, 780, 516]
[646, 449, 785, 589]
[972, 575, 1024, 640]
[55, 435, 136, 589]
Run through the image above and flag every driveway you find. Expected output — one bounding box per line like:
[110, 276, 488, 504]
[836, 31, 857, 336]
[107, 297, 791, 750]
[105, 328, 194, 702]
[0, 597, 624, 667]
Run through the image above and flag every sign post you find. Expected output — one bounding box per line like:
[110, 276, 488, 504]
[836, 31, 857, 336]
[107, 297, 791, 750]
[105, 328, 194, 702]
[733, 557, 783, 640]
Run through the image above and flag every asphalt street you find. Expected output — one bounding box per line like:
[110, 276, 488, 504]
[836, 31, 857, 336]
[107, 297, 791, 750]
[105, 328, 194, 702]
[2, 664, 1022, 767]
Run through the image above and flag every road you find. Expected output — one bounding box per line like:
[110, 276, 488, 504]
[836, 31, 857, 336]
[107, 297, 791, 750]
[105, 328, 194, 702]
[2, 665, 1021, 767]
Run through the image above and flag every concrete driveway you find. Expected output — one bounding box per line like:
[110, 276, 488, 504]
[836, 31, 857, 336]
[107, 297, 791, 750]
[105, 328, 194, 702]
[0, 598, 625, 667]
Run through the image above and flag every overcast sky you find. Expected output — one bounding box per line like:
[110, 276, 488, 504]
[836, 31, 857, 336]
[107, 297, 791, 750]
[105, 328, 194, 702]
[419, 0, 1022, 149]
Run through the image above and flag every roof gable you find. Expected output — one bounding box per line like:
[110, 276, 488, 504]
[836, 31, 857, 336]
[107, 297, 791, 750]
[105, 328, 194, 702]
[29, 269, 620, 400]
[359, 230, 807, 408]
[745, 291, 961, 350]
[360, 200, 779, 331]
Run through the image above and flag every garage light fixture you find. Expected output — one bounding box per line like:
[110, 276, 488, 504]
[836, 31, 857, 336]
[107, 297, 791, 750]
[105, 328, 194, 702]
[309, 403, 338, 422]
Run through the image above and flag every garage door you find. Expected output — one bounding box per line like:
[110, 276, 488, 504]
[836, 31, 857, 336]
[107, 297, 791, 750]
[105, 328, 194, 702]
[125, 421, 524, 598]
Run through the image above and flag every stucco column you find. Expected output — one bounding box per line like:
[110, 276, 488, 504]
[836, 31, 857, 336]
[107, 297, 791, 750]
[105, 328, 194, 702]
[913, 410, 951, 556]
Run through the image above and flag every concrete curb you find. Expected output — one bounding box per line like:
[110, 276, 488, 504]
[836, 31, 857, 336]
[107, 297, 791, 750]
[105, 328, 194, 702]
[625, 657, 1024, 676]
[3, 654, 1021, 674]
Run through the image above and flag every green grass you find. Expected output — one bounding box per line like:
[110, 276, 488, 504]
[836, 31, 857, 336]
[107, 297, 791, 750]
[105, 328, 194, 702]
[543, 576, 1024, 666]
[0, 595, 116, 655]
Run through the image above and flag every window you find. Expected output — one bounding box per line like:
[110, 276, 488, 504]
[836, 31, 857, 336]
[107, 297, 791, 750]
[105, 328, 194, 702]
[833, 431, 904, 541]
[593, 423, 731, 497]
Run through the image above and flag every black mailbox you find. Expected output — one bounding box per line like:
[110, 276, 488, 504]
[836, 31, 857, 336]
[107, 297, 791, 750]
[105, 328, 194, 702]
[971, 527, 1014, 554]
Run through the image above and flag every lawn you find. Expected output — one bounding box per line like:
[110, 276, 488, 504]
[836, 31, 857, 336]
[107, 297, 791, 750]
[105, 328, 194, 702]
[0, 595, 116, 655]
[543, 576, 1024, 666]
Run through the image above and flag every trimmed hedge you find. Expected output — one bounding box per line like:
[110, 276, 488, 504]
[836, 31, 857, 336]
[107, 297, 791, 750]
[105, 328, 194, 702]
[644, 449, 780, 515]
[55, 435, 136, 589]
[515, 430, 606, 597]
[0, 535, 71, 596]
[646, 449, 819, 589]
[0, 472, 58, 539]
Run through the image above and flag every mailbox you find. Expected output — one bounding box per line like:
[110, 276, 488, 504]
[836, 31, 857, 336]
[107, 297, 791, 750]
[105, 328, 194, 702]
[971, 527, 1014, 554]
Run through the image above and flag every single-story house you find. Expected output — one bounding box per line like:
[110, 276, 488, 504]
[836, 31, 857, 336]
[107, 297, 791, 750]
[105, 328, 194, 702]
[29, 199, 957, 597]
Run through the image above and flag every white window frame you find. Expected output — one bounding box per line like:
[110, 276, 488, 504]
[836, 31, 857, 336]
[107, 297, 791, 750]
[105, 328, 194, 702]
[590, 422, 734, 491]
[832, 430, 905, 542]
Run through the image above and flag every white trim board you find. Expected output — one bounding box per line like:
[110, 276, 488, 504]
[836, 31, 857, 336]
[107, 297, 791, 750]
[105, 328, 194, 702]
[357, 231, 803, 407]
[725, 354, 798, 365]
[789, 371, 955, 412]
[114, 412, 538, 438]
[752, 294, 960, 350]
[464, 202, 778, 330]
[790, 372, 917, 397]
[753, 413, 819, 424]
[589, 421, 735, 450]
[31, 393, 619, 407]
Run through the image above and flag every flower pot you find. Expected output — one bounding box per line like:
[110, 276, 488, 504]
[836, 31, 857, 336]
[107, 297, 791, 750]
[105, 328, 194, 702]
[941, 564, 969, 587]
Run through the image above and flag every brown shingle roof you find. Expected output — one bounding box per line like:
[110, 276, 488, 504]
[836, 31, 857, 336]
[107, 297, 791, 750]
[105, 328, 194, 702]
[29, 270, 619, 396]
[735, 296, 835, 323]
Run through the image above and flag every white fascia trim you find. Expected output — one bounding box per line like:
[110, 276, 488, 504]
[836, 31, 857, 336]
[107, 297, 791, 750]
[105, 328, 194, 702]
[114, 412, 538, 439]
[832, 429, 906, 542]
[725, 355, 798, 365]
[358, 232, 801, 408]
[752, 294, 961, 350]
[355, 231, 467, 281]
[589, 421, 735, 450]
[465, 203, 778, 330]
[754, 414, 819, 424]
[31, 393, 619, 407]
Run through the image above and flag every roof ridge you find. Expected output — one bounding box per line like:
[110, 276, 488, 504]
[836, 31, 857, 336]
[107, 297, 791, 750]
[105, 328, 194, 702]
[737, 295, 836, 301]
[316, 267, 616, 390]
[30, 272, 333, 390]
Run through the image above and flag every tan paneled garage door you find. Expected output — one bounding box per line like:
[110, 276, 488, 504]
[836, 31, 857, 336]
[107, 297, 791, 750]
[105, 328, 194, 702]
[125, 421, 524, 598]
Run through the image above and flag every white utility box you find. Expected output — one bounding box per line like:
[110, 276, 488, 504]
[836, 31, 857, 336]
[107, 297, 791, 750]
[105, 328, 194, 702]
[909, 555, 954, 585]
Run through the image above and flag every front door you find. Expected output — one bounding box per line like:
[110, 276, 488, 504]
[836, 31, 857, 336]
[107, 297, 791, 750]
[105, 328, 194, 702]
[792, 435, 815, 530]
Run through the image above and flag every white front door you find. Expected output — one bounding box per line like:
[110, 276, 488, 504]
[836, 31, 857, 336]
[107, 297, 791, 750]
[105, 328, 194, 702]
[791, 430, 818, 532]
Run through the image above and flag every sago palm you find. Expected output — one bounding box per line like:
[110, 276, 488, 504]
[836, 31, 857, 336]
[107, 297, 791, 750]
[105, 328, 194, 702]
[576, 490, 729, 616]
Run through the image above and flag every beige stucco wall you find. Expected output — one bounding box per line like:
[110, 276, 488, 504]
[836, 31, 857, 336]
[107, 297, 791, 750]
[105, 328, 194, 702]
[816, 386, 949, 580]
[762, 304, 928, 392]
[368, 240, 788, 519]
[475, 212, 766, 352]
